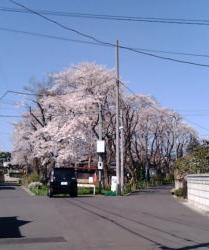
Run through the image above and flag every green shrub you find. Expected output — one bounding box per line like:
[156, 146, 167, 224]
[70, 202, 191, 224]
[28, 173, 40, 182]
[22, 172, 41, 186]
[124, 183, 132, 194]
[78, 187, 114, 196]
[29, 185, 48, 196]
[174, 187, 187, 198]
[78, 187, 93, 195]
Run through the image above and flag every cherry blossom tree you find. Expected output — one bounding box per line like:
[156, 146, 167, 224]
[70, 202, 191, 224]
[11, 62, 198, 187]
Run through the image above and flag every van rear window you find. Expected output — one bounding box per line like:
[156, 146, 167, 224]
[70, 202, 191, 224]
[54, 168, 75, 179]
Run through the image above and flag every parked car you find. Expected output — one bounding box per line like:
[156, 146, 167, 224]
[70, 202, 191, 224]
[4, 169, 23, 184]
[48, 167, 77, 198]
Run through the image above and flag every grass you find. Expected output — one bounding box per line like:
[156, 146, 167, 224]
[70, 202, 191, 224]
[78, 187, 116, 196]
[29, 185, 48, 196]
[29, 186, 98, 196]
[78, 187, 94, 195]
[30, 186, 116, 196]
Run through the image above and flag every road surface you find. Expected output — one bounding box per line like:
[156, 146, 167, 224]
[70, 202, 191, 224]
[0, 184, 209, 250]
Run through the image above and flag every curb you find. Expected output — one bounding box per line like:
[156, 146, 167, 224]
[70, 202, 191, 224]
[21, 186, 35, 196]
[124, 190, 140, 196]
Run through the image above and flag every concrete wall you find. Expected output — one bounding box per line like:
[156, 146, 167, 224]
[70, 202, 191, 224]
[187, 174, 209, 211]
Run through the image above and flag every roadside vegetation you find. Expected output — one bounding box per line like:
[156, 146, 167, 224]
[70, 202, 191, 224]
[175, 142, 209, 178]
[171, 141, 209, 198]
[173, 187, 187, 198]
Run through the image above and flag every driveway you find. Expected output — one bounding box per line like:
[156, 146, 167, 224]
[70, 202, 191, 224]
[0, 184, 209, 250]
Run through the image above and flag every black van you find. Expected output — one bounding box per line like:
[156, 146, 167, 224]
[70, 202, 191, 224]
[48, 167, 77, 197]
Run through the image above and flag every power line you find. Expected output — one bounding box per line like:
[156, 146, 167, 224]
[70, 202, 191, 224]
[8, 90, 42, 96]
[0, 115, 22, 118]
[179, 114, 209, 117]
[2, 26, 209, 59]
[0, 91, 9, 101]
[120, 80, 209, 133]
[184, 118, 209, 133]
[0, 90, 100, 117]
[0, 111, 99, 118]
[176, 109, 209, 112]
[0, 90, 42, 102]
[8, 0, 209, 68]
[137, 48, 209, 59]
[2, 6, 209, 26]
[0, 26, 109, 47]
[2, 86, 209, 133]
[0, 100, 22, 106]
[119, 46, 209, 68]
[9, 0, 109, 46]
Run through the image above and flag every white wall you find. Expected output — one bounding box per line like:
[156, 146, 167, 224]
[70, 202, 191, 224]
[187, 174, 209, 211]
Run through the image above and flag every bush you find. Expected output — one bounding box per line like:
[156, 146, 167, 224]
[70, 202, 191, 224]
[175, 145, 209, 179]
[174, 187, 187, 198]
[124, 183, 132, 194]
[28, 181, 43, 189]
[28, 173, 41, 183]
[22, 172, 41, 186]
[29, 185, 48, 196]
[174, 188, 183, 197]
[78, 187, 93, 195]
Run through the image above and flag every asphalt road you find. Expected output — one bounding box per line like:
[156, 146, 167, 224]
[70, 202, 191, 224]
[1, 184, 209, 250]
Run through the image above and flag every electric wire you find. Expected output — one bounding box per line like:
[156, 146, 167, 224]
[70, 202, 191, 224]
[8, 0, 209, 68]
[1, 86, 209, 135]
[0, 112, 99, 118]
[0, 90, 101, 117]
[0, 90, 43, 102]
[2, 6, 209, 26]
[120, 80, 209, 133]
[2, 88, 209, 119]
[2, 26, 209, 59]
[183, 119, 209, 133]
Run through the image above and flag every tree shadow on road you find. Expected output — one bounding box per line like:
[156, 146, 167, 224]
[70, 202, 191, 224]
[0, 186, 16, 190]
[0, 217, 30, 238]
[0, 183, 20, 190]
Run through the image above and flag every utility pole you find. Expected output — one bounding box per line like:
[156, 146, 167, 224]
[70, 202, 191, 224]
[116, 40, 121, 195]
[120, 109, 124, 195]
[98, 103, 103, 194]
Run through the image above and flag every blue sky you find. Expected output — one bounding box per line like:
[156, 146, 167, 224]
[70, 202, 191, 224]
[1, 0, 209, 151]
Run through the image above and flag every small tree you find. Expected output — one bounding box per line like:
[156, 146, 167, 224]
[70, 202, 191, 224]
[175, 144, 209, 179]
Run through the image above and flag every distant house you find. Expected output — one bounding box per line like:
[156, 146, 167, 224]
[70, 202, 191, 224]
[76, 160, 97, 184]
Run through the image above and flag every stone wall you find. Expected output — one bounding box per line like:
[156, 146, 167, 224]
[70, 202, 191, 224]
[187, 174, 209, 211]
